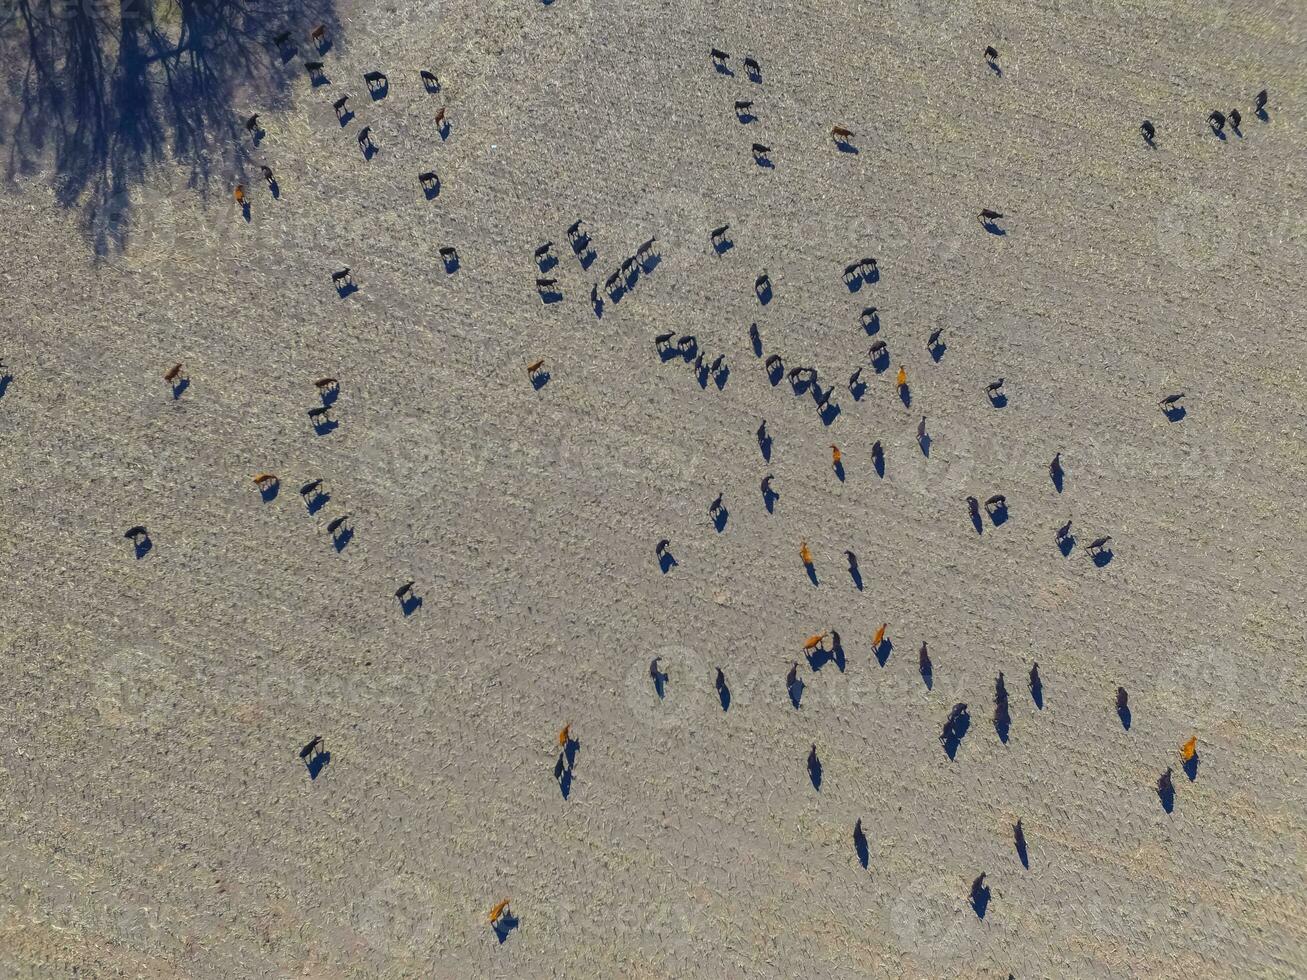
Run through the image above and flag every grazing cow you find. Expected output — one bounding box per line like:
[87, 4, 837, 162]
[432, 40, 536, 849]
[873, 623, 887, 649]
[967, 495, 982, 525]
[557, 723, 572, 748]
[314, 377, 338, 393]
[984, 494, 1006, 514]
[438, 246, 459, 271]
[233, 184, 246, 206]
[871, 440, 884, 468]
[765, 353, 783, 371]
[655, 332, 674, 352]
[760, 473, 777, 503]
[332, 95, 349, 119]
[917, 416, 927, 446]
[252, 472, 278, 490]
[743, 56, 762, 81]
[1161, 763, 1183, 803]
[749, 322, 761, 353]
[755, 271, 771, 299]
[527, 358, 547, 382]
[971, 874, 990, 917]
[803, 632, 828, 652]
[636, 237, 658, 265]
[244, 114, 260, 135]
[800, 541, 813, 567]
[124, 525, 149, 541]
[842, 261, 863, 286]
[1141, 120, 1156, 145]
[1049, 452, 1063, 485]
[308, 406, 332, 425]
[649, 656, 666, 693]
[358, 127, 375, 150]
[751, 143, 772, 164]
[1086, 535, 1112, 556]
[1029, 662, 1043, 701]
[710, 47, 730, 66]
[489, 899, 511, 924]
[786, 661, 799, 691]
[1160, 392, 1185, 408]
[534, 242, 554, 265]
[299, 735, 323, 760]
[395, 580, 415, 602]
[305, 61, 325, 79]
[831, 444, 842, 467]
[927, 327, 944, 350]
[420, 69, 441, 91]
[272, 31, 291, 48]
[1012, 819, 1027, 865]
[895, 365, 907, 389]
[979, 208, 1003, 228]
[984, 45, 998, 62]
[261, 166, 276, 186]
[163, 363, 186, 384]
[1208, 110, 1226, 135]
[857, 257, 877, 279]
[363, 70, 387, 90]
[1116, 686, 1129, 722]
[1054, 519, 1073, 549]
[655, 539, 671, 556]
[678, 335, 697, 353]
[814, 385, 833, 410]
[1255, 88, 1267, 114]
[537, 277, 559, 292]
[1181, 736, 1197, 762]
[868, 340, 887, 360]
[985, 378, 1005, 397]
[832, 125, 853, 143]
[310, 24, 327, 45]
[735, 100, 755, 121]
[849, 367, 863, 390]
[418, 170, 440, 189]
[1229, 107, 1242, 131]
[435, 106, 448, 131]
[332, 267, 353, 287]
[299, 479, 324, 499]
[709, 354, 726, 375]
[327, 514, 351, 536]
[710, 223, 731, 248]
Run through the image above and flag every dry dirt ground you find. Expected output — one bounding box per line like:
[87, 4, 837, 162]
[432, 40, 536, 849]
[1, 0, 1306, 977]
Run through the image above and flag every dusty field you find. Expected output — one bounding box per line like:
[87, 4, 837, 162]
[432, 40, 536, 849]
[1, 0, 1306, 977]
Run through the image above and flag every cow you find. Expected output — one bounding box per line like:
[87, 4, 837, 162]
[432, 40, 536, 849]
[1141, 120, 1156, 145]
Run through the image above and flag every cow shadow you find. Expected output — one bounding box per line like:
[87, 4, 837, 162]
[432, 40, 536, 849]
[306, 751, 331, 780]
[539, 287, 564, 305]
[716, 677, 731, 711]
[971, 880, 991, 919]
[441, 250, 460, 274]
[835, 138, 859, 154]
[861, 308, 880, 334]
[930, 342, 947, 363]
[919, 434, 931, 457]
[819, 402, 841, 426]
[788, 679, 804, 709]
[423, 179, 442, 200]
[312, 418, 339, 436]
[982, 221, 1006, 236]
[919, 654, 933, 690]
[849, 564, 863, 590]
[873, 455, 885, 479]
[850, 380, 867, 401]
[768, 362, 784, 386]
[713, 237, 734, 256]
[268, 179, 280, 199]
[756, 281, 773, 305]
[1058, 535, 1076, 557]
[1052, 468, 1064, 493]
[401, 594, 424, 617]
[873, 639, 892, 667]
[808, 755, 822, 791]
[988, 392, 1008, 409]
[1164, 406, 1186, 422]
[1117, 704, 1131, 730]
[331, 527, 353, 552]
[763, 487, 779, 514]
[659, 552, 677, 574]
[530, 371, 551, 390]
[1159, 779, 1175, 813]
[834, 460, 846, 483]
[171, 378, 190, 400]
[988, 502, 1009, 526]
[899, 384, 912, 407]
[259, 481, 279, 503]
[805, 563, 819, 586]
[306, 492, 330, 515]
[1092, 549, 1114, 567]
[493, 913, 519, 943]
[1183, 754, 1199, 781]
[133, 538, 153, 560]
[714, 367, 729, 390]
[854, 825, 870, 868]
[336, 281, 358, 299]
[713, 507, 729, 533]
[943, 714, 970, 760]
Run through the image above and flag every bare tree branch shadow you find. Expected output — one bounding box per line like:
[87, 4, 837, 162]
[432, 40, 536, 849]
[1, 0, 341, 258]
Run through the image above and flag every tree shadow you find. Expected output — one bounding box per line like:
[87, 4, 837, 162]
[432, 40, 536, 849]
[2, 0, 343, 258]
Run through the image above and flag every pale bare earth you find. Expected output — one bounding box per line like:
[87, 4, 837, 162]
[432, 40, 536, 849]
[1, 0, 1305, 976]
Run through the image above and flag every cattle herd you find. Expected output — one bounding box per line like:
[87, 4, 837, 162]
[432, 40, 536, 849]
[23, 15, 1274, 956]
